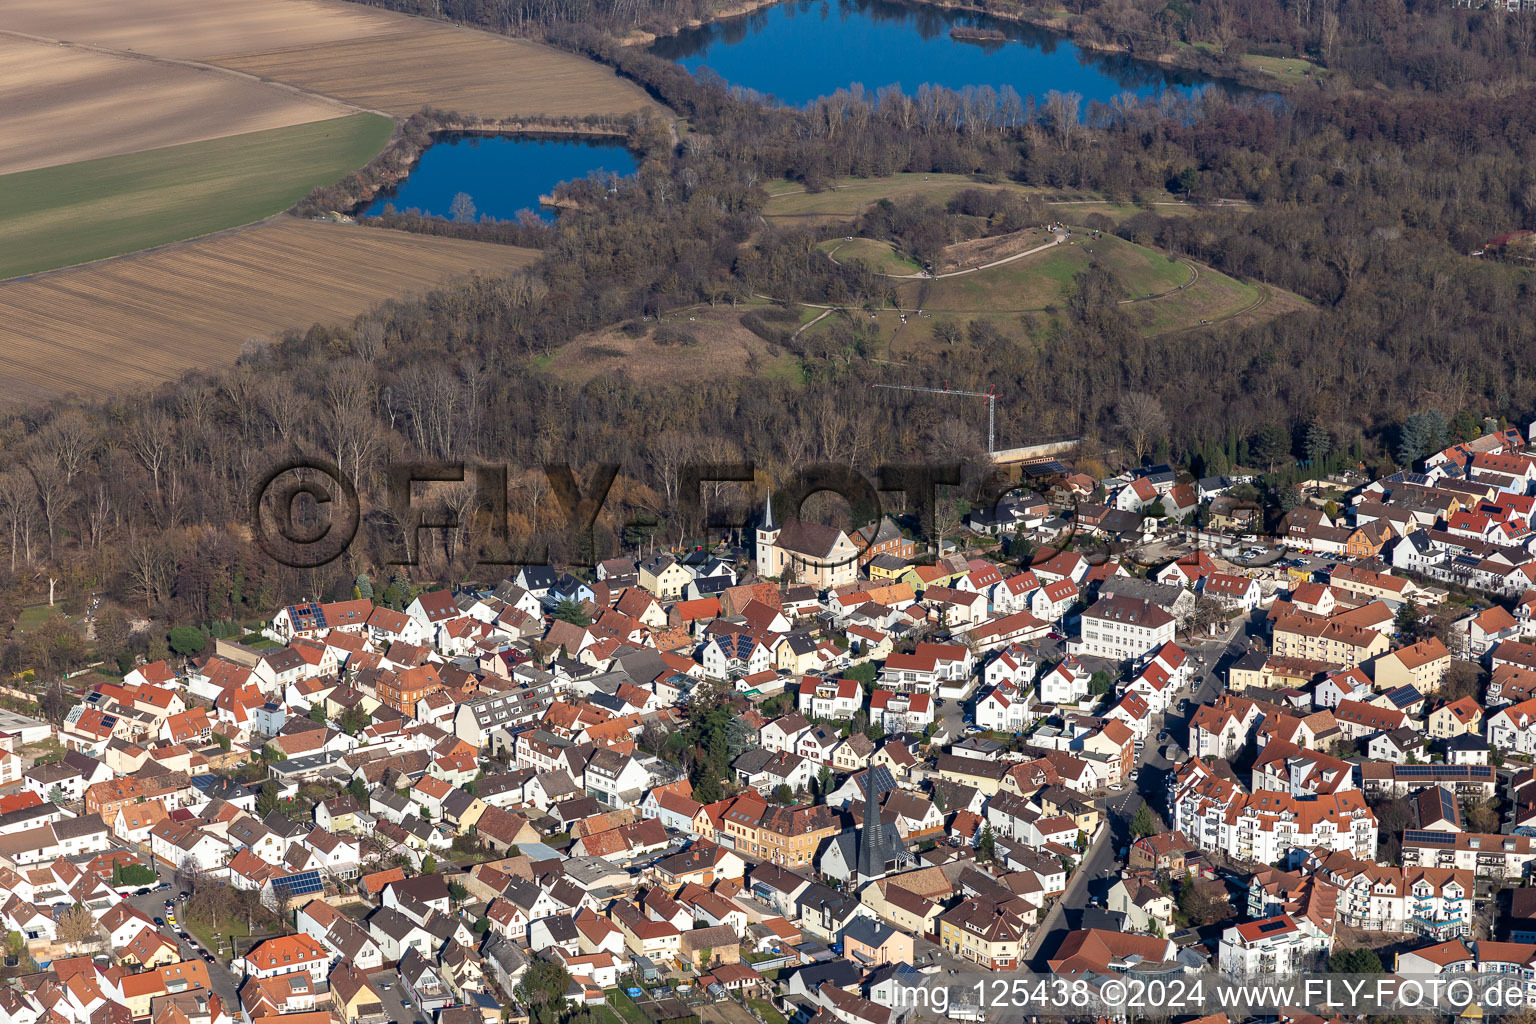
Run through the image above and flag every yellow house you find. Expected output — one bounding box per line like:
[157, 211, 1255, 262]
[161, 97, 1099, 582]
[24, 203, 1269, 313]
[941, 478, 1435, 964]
[324, 691, 382, 720]
[443, 793, 489, 833]
[776, 637, 827, 675]
[938, 897, 1026, 970]
[1227, 652, 1269, 692]
[1373, 637, 1451, 693]
[936, 756, 1008, 796]
[331, 963, 384, 1024]
[611, 904, 682, 960]
[1429, 696, 1482, 739]
[1037, 790, 1104, 835]
[900, 564, 960, 591]
[638, 554, 693, 601]
[1272, 610, 1390, 670]
[691, 805, 718, 842]
[120, 928, 180, 970]
[753, 805, 840, 867]
[862, 879, 943, 935]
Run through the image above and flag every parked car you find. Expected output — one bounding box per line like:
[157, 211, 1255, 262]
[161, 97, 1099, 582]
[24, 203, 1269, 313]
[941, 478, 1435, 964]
[153, 918, 164, 928]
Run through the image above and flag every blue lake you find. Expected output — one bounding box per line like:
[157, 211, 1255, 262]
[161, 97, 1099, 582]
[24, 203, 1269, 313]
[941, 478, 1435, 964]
[650, 0, 1232, 107]
[362, 134, 639, 222]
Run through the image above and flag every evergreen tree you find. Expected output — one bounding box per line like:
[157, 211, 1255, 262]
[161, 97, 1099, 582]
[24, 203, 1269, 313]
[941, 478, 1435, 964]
[1304, 419, 1332, 465]
[168, 626, 207, 657]
[552, 600, 591, 626]
[1398, 410, 1449, 466]
[690, 762, 722, 804]
[1248, 422, 1290, 472]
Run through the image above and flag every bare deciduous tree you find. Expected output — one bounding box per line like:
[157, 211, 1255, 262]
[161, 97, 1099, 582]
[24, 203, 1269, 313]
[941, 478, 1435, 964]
[56, 905, 98, 950]
[38, 411, 100, 485]
[127, 410, 175, 495]
[125, 534, 177, 607]
[0, 471, 37, 571]
[1115, 392, 1168, 464]
[27, 462, 72, 560]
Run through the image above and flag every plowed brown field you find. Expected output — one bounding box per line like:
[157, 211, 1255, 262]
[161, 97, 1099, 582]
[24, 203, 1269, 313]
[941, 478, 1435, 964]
[0, 218, 537, 405]
[0, 0, 404, 58]
[209, 28, 659, 118]
[0, 34, 362, 175]
[4, 0, 659, 120]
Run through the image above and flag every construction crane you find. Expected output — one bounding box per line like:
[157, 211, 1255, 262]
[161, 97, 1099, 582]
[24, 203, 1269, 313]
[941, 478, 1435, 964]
[871, 382, 997, 454]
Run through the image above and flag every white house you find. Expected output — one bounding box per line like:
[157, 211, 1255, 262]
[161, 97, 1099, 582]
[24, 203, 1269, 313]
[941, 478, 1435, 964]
[798, 678, 863, 721]
[701, 633, 773, 679]
[760, 714, 812, 754]
[1487, 697, 1536, 755]
[582, 749, 652, 808]
[1039, 658, 1092, 706]
[237, 934, 332, 984]
[1199, 573, 1263, 613]
[975, 685, 1030, 733]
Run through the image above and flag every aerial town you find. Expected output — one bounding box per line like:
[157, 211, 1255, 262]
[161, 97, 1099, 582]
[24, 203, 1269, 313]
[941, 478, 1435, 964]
[6, 422, 1536, 1024]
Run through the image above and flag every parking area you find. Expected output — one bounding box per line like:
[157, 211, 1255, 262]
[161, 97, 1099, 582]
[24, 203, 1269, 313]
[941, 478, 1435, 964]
[368, 969, 421, 1024]
[122, 878, 243, 1006]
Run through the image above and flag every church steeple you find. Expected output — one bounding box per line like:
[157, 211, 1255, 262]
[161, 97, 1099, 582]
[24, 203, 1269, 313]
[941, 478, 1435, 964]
[755, 490, 781, 578]
[857, 766, 894, 886]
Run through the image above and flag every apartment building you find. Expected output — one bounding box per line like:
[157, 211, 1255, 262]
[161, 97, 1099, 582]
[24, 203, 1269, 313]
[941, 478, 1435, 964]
[1078, 596, 1176, 662]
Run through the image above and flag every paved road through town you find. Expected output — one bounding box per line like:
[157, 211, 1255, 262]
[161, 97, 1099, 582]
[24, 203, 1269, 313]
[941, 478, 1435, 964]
[123, 881, 242, 1008]
[1023, 786, 1142, 969]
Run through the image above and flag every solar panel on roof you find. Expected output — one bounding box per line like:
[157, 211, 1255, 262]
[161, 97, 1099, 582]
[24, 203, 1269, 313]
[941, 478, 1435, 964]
[1256, 919, 1289, 933]
[1399, 764, 1472, 779]
[1403, 830, 1456, 846]
[1438, 787, 1457, 823]
[271, 870, 323, 897]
